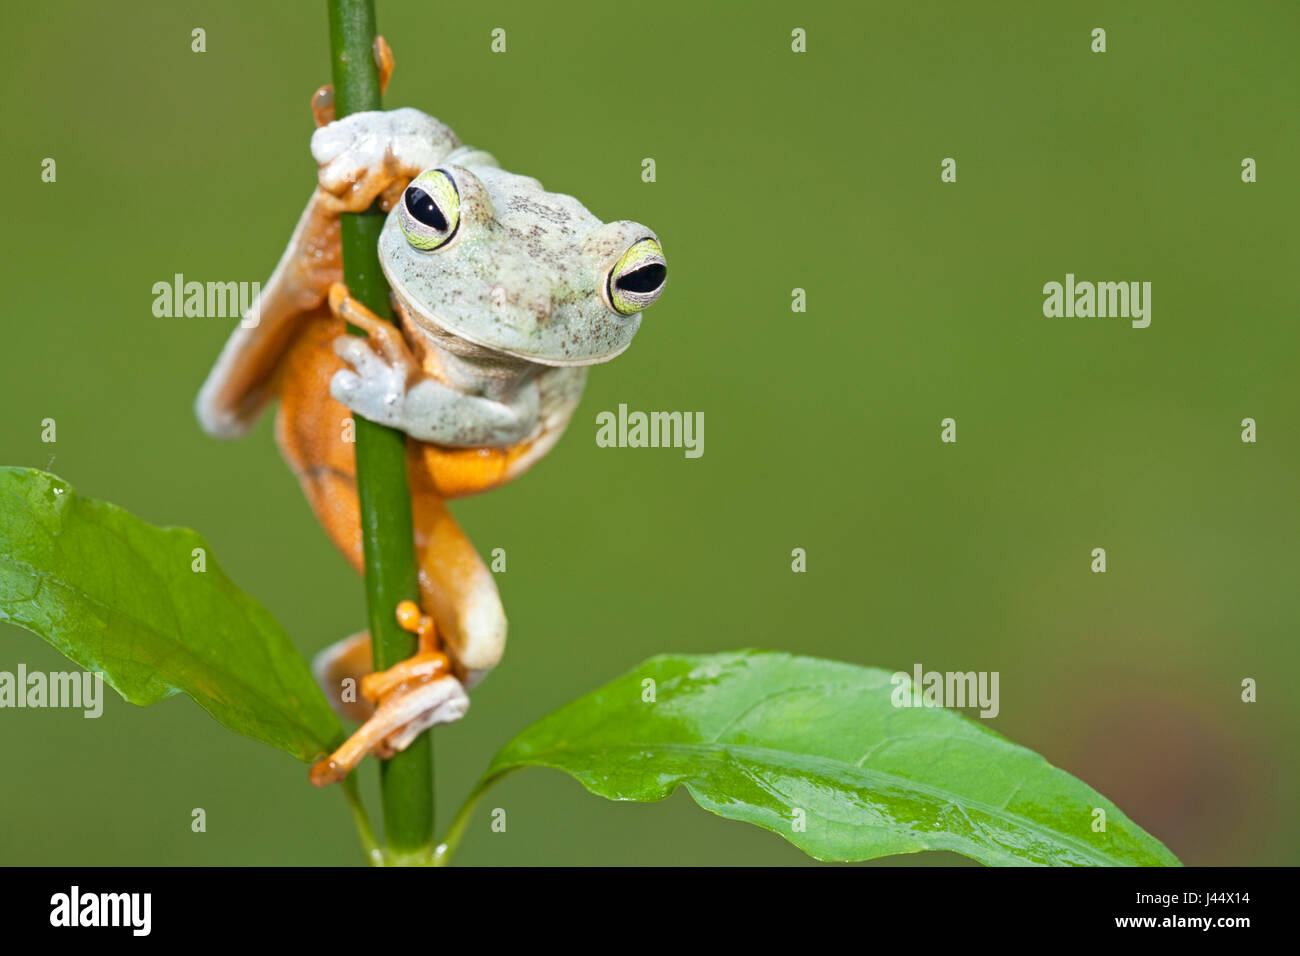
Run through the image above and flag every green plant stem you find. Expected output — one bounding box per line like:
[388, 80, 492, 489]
[342, 774, 386, 866]
[327, 0, 435, 863]
[432, 769, 518, 866]
[431, 785, 485, 866]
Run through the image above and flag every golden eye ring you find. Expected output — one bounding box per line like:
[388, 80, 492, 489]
[398, 169, 461, 250]
[606, 237, 667, 315]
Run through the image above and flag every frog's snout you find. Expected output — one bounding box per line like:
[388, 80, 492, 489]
[487, 285, 553, 323]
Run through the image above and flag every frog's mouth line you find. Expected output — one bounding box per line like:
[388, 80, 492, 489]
[381, 258, 638, 369]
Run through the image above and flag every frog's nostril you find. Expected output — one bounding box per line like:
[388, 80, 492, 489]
[615, 263, 666, 294]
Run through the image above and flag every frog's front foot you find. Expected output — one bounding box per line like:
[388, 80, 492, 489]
[327, 283, 420, 431]
[312, 106, 458, 214]
[310, 601, 469, 787]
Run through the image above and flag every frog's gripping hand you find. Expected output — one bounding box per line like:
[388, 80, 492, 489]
[328, 284, 541, 447]
[313, 108, 458, 215]
[195, 108, 459, 438]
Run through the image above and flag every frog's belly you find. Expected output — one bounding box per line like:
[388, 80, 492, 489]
[276, 314, 568, 509]
[409, 433, 550, 498]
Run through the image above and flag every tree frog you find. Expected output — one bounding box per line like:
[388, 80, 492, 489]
[195, 55, 668, 787]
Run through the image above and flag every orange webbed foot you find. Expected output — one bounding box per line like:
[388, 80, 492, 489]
[309, 599, 467, 787]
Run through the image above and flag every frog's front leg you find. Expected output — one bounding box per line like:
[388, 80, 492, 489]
[327, 284, 540, 447]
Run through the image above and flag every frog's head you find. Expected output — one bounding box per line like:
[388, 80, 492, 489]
[378, 147, 667, 366]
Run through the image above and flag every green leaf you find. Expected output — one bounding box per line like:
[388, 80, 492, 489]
[483, 651, 1180, 866]
[0, 467, 341, 762]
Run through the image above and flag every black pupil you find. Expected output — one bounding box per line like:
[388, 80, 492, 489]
[405, 186, 448, 231]
[615, 263, 666, 294]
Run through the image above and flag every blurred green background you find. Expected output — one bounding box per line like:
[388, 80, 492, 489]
[1, 0, 1296, 866]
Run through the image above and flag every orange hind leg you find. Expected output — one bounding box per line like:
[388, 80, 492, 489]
[275, 312, 506, 785]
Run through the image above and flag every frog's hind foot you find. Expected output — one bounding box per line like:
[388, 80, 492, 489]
[309, 600, 468, 787]
[312, 629, 376, 723]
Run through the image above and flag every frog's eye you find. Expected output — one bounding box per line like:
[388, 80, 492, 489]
[606, 238, 667, 316]
[398, 170, 461, 250]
